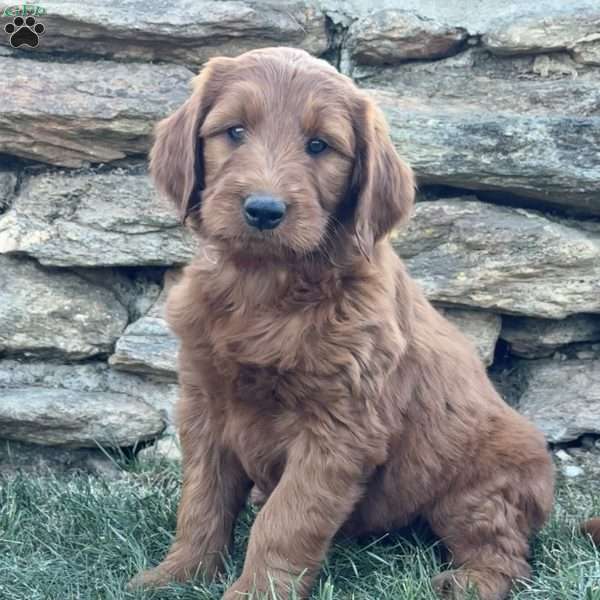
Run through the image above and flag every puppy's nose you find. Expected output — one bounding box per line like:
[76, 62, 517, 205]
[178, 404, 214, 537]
[243, 195, 287, 230]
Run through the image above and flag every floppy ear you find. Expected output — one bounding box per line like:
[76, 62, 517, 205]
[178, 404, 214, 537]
[149, 57, 232, 223]
[350, 95, 416, 256]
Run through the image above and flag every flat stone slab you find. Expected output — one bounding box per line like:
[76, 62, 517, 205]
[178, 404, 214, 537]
[0, 168, 196, 267]
[347, 9, 467, 65]
[0, 256, 128, 359]
[437, 307, 501, 366]
[0, 359, 179, 447]
[0, 56, 193, 167]
[483, 8, 600, 65]
[23, 0, 328, 64]
[355, 48, 600, 119]
[109, 314, 178, 378]
[110, 276, 179, 378]
[72, 268, 162, 323]
[136, 435, 182, 463]
[0, 388, 165, 448]
[501, 315, 600, 358]
[352, 44, 600, 214]
[325, 0, 600, 37]
[514, 358, 600, 443]
[393, 198, 600, 318]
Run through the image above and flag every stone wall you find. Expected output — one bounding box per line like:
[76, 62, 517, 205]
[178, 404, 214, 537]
[1, 0, 599, 470]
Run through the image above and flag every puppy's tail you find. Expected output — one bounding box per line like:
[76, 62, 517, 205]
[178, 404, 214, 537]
[580, 518, 600, 545]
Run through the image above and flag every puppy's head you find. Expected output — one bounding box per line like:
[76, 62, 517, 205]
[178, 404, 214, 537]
[151, 47, 414, 261]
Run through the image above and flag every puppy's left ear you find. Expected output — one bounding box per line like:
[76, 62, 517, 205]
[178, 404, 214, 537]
[350, 95, 416, 256]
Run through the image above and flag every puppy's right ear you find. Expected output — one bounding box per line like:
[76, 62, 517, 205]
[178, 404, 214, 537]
[149, 57, 232, 223]
[349, 94, 415, 258]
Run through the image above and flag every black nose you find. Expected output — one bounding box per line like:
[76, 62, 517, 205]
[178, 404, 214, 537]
[243, 195, 287, 230]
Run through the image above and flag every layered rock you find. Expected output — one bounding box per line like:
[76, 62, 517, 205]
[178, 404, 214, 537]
[2, 0, 600, 462]
[326, 0, 600, 39]
[0, 360, 178, 447]
[0, 57, 193, 167]
[109, 314, 178, 378]
[26, 1, 328, 64]
[357, 49, 600, 215]
[354, 49, 600, 120]
[0, 389, 164, 448]
[72, 268, 163, 324]
[392, 198, 600, 318]
[347, 9, 468, 65]
[483, 8, 600, 65]
[0, 168, 196, 267]
[110, 283, 178, 378]
[512, 357, 600, 443]
[502, 315, 600, 357]
[137, 435, 182, 463]
[3, 39, 599, 216]
[0, 170, 17, 212]
[0, 256, 128, 359]
[437, 308, 501, 366]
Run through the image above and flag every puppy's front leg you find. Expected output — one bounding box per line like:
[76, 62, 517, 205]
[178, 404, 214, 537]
[224, 434, 370, 599]
[129, 389, 251, 588]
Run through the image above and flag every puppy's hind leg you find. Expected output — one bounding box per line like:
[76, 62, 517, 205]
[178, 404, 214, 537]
[427, 457, 554, 600]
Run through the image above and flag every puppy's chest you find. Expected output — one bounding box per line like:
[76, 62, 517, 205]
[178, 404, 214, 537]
[208, 300, 348, 373]
[222, 367, 306, 490]
[203, 290, 403, 417]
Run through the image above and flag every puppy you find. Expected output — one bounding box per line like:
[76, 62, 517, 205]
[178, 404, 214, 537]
[130, 47, 558, 600]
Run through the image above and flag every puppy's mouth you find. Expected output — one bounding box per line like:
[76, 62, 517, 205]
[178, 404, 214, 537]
[230, 232, 291, 257]
[218, 229, 311, 268]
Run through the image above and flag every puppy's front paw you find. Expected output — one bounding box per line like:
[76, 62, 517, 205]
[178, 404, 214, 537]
[128, 553, 225, 591]
[127, 565, 174, 590]
[432, 568, 509, 600]
[223, 574, 285, 600]
[222, 576, 255, 599]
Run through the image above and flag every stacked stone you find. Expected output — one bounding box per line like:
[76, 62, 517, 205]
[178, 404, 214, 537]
[1, 0, 599, 470]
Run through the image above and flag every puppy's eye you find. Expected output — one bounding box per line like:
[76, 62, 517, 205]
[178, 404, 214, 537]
[306, 138, 328, 155]
[227, 126, 246, 143]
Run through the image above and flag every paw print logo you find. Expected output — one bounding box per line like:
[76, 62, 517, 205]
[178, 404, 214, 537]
[4, 15, 45, 48]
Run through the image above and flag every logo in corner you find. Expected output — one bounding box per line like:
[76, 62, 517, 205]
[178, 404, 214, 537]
[2, 4, 46, 48]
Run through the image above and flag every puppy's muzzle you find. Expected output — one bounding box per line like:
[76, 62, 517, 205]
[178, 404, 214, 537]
[243, 195, 286, 230]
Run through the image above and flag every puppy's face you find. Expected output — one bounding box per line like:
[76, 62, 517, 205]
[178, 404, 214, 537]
[151, 48, 415, 262]
[200, 49, 355, 258]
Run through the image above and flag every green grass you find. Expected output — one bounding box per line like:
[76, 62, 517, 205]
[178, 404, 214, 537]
[1, 459, 599, 600]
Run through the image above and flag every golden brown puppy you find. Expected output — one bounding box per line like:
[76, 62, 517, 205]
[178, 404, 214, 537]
[130, 47, 558, 600]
